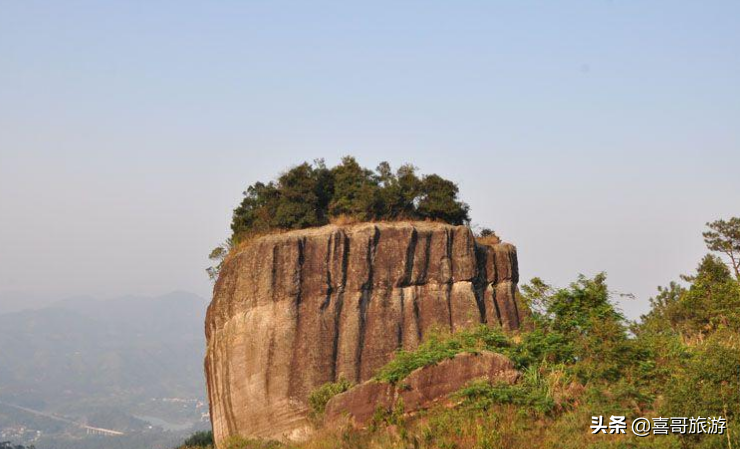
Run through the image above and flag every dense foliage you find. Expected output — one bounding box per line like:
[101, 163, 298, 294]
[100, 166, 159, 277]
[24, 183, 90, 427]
[185, 216, 740, 449]
[230, 157, 470, 240]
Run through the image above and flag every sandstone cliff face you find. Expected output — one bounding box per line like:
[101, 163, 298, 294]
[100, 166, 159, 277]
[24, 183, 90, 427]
[205, 222, 523, 443]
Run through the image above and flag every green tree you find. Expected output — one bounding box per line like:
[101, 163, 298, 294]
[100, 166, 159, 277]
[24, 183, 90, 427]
[328, 156, 380, 220]
[206, 238, 233, 281]
[416, 174, 470, 225]
[641, 255, 740, 338]
[273, 162, 332, 230]
[520, 274, 636, 382]
[231, 181, 281, 237]
[376, 162, 421, 220]
[703, 217, 740, 281]
[678, 255, 740, 335]
[657, 329, 740, 449]
[639, 281, 686, 335]
[231, 161, 334, 237]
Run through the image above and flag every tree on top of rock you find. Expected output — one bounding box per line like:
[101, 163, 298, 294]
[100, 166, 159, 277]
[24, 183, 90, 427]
[417, 174, 470, 226]
[227, 156, 472, 242]
[231, 181, 280, 236]
[329, 156, 380, 221]
[273, 161, 333, 230]
[376, 162, 422, 220]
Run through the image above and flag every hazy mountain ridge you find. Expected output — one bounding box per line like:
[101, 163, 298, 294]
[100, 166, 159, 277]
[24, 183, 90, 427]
[0, 291, 210, 448]
[0, 292, 51, 315]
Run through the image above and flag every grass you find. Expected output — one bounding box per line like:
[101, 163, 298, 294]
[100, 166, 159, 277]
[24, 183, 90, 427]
[475, 235, 501, 246]
[373, 325, 513, 384]
[455, 368, 556, 416]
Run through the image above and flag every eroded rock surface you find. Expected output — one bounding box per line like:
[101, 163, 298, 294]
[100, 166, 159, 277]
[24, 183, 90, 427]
[205, 222, 523, 443]
[325, 351, 520, 426]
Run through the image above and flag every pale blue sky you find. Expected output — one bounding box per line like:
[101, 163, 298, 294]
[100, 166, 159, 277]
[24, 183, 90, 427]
[1, 1, 738, 318]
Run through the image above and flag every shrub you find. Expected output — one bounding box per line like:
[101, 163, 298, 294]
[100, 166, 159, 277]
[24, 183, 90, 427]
[308, 378, 353, 420]
[177, 430, 213, 448]
[456, 367, 556, 416]
[373, 326, 512, 384]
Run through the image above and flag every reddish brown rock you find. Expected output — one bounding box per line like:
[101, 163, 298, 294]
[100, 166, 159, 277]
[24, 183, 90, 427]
[324, 381, 395, 425]
[325, 351, 520, 427]
[205, 222, 523, 444]
[399, 351, 519, 411]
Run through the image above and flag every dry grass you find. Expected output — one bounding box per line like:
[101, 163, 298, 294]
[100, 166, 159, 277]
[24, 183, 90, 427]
[476, 235, 501, 246]
[222, 229, 290, 265]
[328, 214, 363, 226]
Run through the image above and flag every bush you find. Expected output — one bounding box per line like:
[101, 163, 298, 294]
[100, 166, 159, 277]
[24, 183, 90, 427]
[373, 326, 512, 384]
[456, 366, 556, 416]
[307, 378, 353, 420]
[177, 430, 213, 448]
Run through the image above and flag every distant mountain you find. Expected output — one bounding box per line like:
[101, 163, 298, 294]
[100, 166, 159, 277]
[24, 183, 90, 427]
[0, 291, 50, 315]
[0, 291, 210, 447]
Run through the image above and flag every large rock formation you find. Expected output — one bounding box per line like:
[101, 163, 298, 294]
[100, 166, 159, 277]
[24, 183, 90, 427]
[205, 222, 523, 444]
[324, 351, 520, 427]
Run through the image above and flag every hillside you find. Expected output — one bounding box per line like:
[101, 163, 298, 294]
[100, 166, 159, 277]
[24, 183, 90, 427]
[188, 218, 740, 449]
[0, 291, 210, 449]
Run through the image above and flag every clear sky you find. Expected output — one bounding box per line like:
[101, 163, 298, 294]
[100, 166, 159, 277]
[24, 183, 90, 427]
[1, 1, 738, 318]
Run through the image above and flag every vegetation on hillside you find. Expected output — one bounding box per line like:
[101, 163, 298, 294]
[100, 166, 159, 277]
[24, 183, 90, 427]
[208, 157, 471, 280]
[185, 217, 740, 448]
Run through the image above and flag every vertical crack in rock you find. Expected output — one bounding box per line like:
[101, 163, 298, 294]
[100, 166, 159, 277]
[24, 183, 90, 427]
[491, 283, 503, 327]
[488, 245, 503, 327]
[472, 244, 489, 324]
[288, 237, 307, 392]
[419, 233, 432, 283]
[356, 226, 380, 382]
[396, 228, 417, 349]
[296, 237, 306, 306]
[445, 229, 454, 331]
[413, 287, 422, 342]
[397, 288, 405, 349]
[399, 228, 418, 287]
[320, 234, 334, 311]
[271, 245, 279, 302]
[446, 228, 454, 281]
[330, 232, 349, 381]
[509, 282, 520, 329]
[445, 282, 454, 331]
